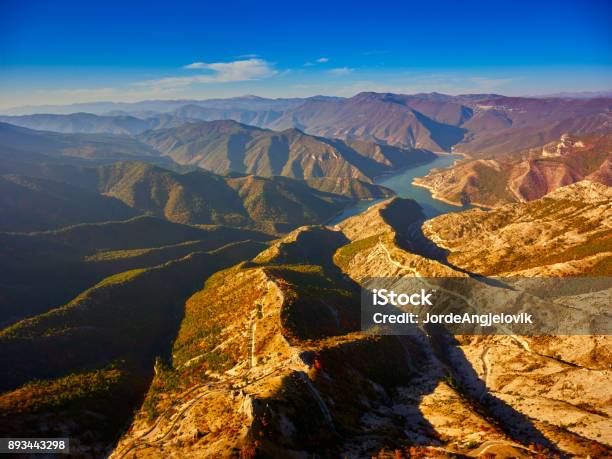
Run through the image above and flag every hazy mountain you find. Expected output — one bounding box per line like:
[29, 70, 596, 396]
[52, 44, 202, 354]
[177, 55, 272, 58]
[0, 122, 158, 161]
[0, 113, 154, 135]
[0, 95, 310, 116]
[139, 119, 436, 180]
[4, 93, 609, 162]
[536, 90, 612, 99]
[173, 104, 284, 126]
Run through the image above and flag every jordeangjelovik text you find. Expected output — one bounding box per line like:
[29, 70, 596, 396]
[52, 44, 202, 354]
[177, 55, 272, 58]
[372, 312, 533, 327]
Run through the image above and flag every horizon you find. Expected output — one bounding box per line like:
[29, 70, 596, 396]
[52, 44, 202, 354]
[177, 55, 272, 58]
[1, 0, 611, 110]
[2, 89, 612, 115]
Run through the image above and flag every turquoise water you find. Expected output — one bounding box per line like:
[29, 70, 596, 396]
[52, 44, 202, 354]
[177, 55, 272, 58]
[328, 154, 471, 225]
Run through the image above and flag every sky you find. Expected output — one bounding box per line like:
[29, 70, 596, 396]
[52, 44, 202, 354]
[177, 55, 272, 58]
[0, 0, 611, 109]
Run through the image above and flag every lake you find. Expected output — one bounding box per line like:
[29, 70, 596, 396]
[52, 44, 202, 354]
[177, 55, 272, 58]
[327, 154, 472, 225]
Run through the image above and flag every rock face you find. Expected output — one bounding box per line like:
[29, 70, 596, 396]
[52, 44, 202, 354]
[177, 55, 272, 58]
[414, 134, 612, 207]
[112, 192, 612, 457]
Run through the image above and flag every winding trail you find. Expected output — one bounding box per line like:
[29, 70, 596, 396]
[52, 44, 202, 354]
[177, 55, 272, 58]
[113, 276, 310, 459]
[480, 346, 492, 399]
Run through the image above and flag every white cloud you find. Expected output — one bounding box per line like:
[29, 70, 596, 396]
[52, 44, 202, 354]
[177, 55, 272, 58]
[184, 62, 207, 69]
[328, 67, 354, 76]
[304, 57, 330, 66]
[138, 58, 278, 91]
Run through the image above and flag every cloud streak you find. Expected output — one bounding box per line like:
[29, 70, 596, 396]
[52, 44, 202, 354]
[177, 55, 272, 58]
[305, 57, 330, 66]
[328, 67, 354, 75]
[137, 58, 278, 91]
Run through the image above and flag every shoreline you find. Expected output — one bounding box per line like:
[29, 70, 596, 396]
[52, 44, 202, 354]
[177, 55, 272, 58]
[412, 179, 493, 211]
[411, 179, 465, 207]
[326, 151, 481, 225]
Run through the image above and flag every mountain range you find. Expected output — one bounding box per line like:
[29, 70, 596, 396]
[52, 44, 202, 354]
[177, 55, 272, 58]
[138, 119, 435, 181]
[3, 92, 610, 156]
[0, 156, 387, 233]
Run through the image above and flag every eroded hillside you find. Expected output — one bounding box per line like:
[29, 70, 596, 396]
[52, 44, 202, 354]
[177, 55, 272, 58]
[414, 134, 612, 207]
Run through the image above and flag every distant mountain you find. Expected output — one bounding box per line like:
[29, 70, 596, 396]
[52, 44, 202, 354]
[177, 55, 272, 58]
[265, 92, 469, 150]
[455, 96, 612, 157]
[0, 92, 482, 152]
[0, 113, 154, 135]
[138, 119, 435, 180]
[0, 122, 158, 161]
[4, 92, 609, 160]
[173, 103, 284, 127]
[0, 95, 310, 116]
[536, 90, 612, 99]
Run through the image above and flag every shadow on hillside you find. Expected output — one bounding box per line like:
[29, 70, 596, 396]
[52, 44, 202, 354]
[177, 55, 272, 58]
[427, 327, 561, 454]
[398, 219, 510, 289]
[257, 228, 560, 456]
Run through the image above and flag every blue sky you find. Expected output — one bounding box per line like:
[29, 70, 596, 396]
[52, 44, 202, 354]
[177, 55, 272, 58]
[0, 0, 611, 108]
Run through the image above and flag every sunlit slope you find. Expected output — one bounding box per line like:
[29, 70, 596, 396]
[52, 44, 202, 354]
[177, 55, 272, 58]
[113, 226, 442, 457]
[335, 195, 612, 456]
[423, 180, 612, 276]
